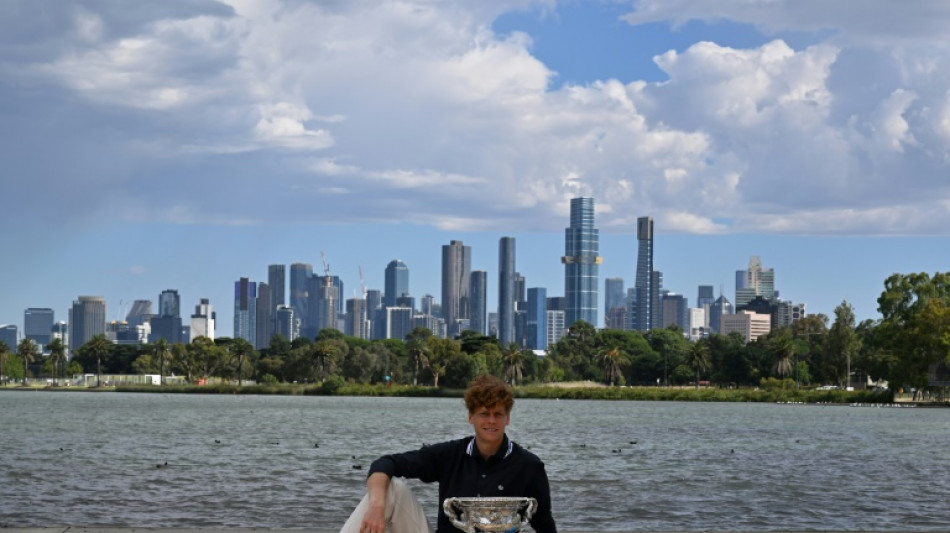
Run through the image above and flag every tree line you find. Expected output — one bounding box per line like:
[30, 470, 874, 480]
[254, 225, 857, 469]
[1, 272, 948, 395]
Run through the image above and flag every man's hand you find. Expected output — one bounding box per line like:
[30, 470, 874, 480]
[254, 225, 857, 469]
[360, 472, 390, 533]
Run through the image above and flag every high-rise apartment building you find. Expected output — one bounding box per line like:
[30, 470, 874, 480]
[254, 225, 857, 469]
[255, 283, 272, 349]
[442, 240, 471, 337]
[633, 216, 655, 332]
[274, 305, 298, 342]
[345, 298, 369, 340]
[660, 293, 689, 331]
[562, 197, 601, 328]
[526, 287, 547, 350]
[385, 307, 413, 340]
[190, 298, 215, 341]
[384, 260, 410, 308]
[24, 308, 54, 350]
[546, 310, 566, 346]
[234, 278, 257, 346]
[69, 296, 106, 351]
[498, 237, 516, 345]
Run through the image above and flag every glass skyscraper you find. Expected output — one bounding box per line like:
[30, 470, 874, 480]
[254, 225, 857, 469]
[384, 259, 410, 308]
[633, 216, 655, 332]
[442, 240, 471, 337]
[526, 287, 547, 350]
[562, 197, 601, 328]
[498, 237, 516, 345]
[470, 270, 487, 335]
[234, 277, 257, 346]
[290, 263, 313, 335]
[24, 308, 54, 350]
[69, 296, 106, 351]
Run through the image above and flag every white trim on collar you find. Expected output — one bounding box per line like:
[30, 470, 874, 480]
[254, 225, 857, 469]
[467, 438, 514, 459]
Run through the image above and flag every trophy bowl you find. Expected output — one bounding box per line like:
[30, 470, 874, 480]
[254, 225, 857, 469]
[442, 496, 538, 533]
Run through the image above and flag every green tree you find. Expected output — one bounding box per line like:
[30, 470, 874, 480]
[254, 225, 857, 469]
[229, 337, 255, 386]
[600, 346, 627, 386]
[503, 343, 525, 385]
[46, 338, 67, 385]
[17, 338, 40, 385]
[406, 327, 433, 385]
[768, 329, 797, 382]
[0, 340, 9, 386]
[152, 338, 171, 386]
[424, 337, 459, 387]
[82, 334, 112, 387]
[647, 326, 689, 386]
[824, 301, 861, 388]
[684, 338, 712, 388]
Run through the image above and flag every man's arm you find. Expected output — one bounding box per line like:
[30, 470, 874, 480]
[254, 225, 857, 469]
[360, 472, 390, 533]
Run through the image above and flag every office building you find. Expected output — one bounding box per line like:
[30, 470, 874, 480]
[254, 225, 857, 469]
[735, 256, 776, 308]
[633, 216, 655, 332]
[526, 287, 547, 350]
[709, 294, 734, 334]
[255, 283, 272, 349]
[697, 285, 715, 310]
[384, 260, 410, 308]
[234, 278, 257, 346]
[605, 306, 627, 330]
[562, 197, 601, 328]
[268, 264, 286, 311]
[498, 237, 516, 345]
[125, 300, 153, 329]
[274, 305, 297, 342]
[385, 307, 413, 340]
[469, 271, 487, 336]
[69, 296, 106, 351]
[721, 310, 771, 343]
[190, 298, 215, 341]
[290, 263, 313, 335]
[0, 325, 17, 350]
[24, 308, 54, 350]
[150, 289, 182, 344]
[688, 308, 707, 340]
[442, 240, 471, 337]
[605, 278, 625, 323]
[312, 275, 340, 334]
[660, 293, 689, 331]
[420, 294, 436, 317]
[51, 322, 68, 348]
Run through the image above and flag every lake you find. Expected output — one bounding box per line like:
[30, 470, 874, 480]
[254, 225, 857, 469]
[1, 391, 948, 531]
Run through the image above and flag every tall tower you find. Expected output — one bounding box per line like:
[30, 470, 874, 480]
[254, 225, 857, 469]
[255, 283, 271, 349]
[633, 216, 655, 332]
[562, 197, 601, 328]
[470, 271, 488, 336]
[384, 260, 410, 308]
[736, 256, 776, 308]
[69, 296, 106, 351]
[290, 263, 313, 335]
[268, 264, 286, 311]
[233, 277, 257, 346]
[605, 278, 625, 321]
[190, 298, 215, 341]
[151, 289, 182, 344]
[526, 287, 547, 350]
[498, 237, 516, 345]
[442, 240, 471, 337]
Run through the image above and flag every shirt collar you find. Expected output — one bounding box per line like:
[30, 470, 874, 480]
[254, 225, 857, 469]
[466, 434, 514, 461]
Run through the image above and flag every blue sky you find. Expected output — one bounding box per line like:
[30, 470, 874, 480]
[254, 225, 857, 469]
[3, 0, 950, 338]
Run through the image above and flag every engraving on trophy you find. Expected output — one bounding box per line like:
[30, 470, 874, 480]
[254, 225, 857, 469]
[442, 497, 538, 533]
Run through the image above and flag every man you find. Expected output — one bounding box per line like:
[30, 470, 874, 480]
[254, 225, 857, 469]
[340, 374, 557, 533]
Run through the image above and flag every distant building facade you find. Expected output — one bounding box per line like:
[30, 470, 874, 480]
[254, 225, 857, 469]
[562, 197, 601, 328]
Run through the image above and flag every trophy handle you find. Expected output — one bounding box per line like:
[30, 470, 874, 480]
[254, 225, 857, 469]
[443, 497, 473, 533]
[521, 498, 538, 522]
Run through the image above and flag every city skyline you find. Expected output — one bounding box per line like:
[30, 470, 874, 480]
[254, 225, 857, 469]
[4, 1, 950, 338]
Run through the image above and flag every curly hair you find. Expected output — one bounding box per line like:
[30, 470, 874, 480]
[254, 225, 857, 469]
[464, 374, 514, 414]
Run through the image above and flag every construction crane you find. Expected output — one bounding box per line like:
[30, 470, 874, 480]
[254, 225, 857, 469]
[321, 251, 331, 288]
[358, 265, 367, 299]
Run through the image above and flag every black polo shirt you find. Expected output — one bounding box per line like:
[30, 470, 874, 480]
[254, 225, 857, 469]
[368, 434, 557, 533]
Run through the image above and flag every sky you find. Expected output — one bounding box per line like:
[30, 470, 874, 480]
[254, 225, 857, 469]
[3, 0, 950, 339]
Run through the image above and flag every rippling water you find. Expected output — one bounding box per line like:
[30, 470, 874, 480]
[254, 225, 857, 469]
[1, 391, 948, 531]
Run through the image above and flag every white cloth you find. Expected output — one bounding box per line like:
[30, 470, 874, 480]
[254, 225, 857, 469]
[340, 477, 432, 533]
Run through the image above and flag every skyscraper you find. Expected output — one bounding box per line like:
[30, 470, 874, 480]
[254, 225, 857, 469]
[69, 296, 106, 351]
[562, 197, 601, 327]
[384, 260, 410, 308]
[150, 289, 182, 344]
[709, 294, 734, 334]
[268, 264, 286, 311]
[234, 277, 257, 346]
[255, 283, 271, 349]
[469, 271, 487, 336]
[24, 308, 54, 350]
[274, 305, 298, 342]
[442, 240, 471, 337]
[633, 216, 655, 332]
[345, 298, 369, 340]
[605, 277, 625, 325]
[125, 300, 153, 329]
[526, 287, 547, 350]
[290, 263, 313, 335]
[190, 298, 215, 341]
[736, 256, 776, 308]
[498, 237, 516, 345]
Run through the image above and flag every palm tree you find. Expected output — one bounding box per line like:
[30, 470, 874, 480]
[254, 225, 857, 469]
[17, 338, 40, 386]
[769, 331, 797, 383]
[84, 334, 112, 387]
[46, 338, 67, 386]
[229, 338, 254, 386]
[0, 340, 9, 387]
[152, 338, 170, 386]
[406, 336, 431, 386]
[503, 343, 524, 385]
[601, 346, 625, 386]
[684, 339, 712, 389]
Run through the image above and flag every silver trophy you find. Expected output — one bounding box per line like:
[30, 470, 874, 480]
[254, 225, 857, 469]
[443, 497, 538, 533]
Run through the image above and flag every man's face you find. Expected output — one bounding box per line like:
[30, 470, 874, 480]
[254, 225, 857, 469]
[468, 402, 510, 447]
